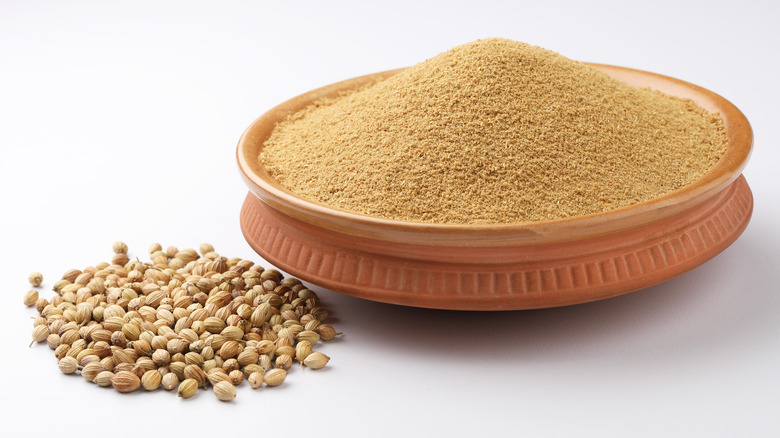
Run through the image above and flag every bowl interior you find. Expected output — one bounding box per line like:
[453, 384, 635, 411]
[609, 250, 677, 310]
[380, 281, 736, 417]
[237, 64, 752, 246]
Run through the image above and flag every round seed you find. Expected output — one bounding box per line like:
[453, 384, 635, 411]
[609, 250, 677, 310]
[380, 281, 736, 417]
[303, 352, 330, 370]
[28, 272, 43, 287]
[248, 371, 264, 389]
[161, 373, 179, 391]
[23, 290, 39, 307]
[177, 378, 198, 399]
[111, 371, 140, 393]
[213, 381, 236, 401]
[94, 371, 115, 387]
[263, 369, 287, 387]
[58, 357, 78, 374]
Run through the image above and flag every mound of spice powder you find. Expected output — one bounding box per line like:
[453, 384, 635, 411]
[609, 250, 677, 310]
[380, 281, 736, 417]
[260, 38, 726, 224]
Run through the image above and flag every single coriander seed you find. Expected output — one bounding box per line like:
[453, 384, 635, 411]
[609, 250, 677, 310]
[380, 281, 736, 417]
[58, 357, 78, 374]
[213, 380, 236, 402]
[61, 269, 81, 283]
[177, 378, 198, 399]
[28, 272, 43, 287]
[228, 369, 243, 386]
[248, 371, 263, 389]
[30, 325, 49, 346]
[94, 371, 115, 387]
[161, 373, 179, 391]
[295, 340, 313, 363]
[199, 243, 214, 255]
[263, 368, 287, 387]
[23, 290, 39, 307]
[111, 371, 141, 393]
[141, 370, 162, 391]
[183, 364, 207, 387]
[316, 324, 339, 341]
[303, 352, 330, 370]
[206, 370, 230, 386]
[275, 354, 293, 371]
[112, 241, 128, 254]
[112, 253, 129, 266]
[46, 334, 61, 349]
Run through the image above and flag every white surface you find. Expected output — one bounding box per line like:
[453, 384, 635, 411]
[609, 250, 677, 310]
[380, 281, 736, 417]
[1, 1, 778, 436]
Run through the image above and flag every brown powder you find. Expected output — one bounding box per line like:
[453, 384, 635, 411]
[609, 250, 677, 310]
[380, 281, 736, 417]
[260, 38, 726, 224]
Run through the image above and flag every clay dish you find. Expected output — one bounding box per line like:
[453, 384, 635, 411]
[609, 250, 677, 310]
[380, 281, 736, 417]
[237, 64, 753, 310]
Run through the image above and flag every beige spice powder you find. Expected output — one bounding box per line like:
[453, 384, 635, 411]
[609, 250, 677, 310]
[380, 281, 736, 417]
[260, 38, 727, 224]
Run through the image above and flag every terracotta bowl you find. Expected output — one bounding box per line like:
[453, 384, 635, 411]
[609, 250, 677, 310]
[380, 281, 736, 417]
[237, 64, 753, 310]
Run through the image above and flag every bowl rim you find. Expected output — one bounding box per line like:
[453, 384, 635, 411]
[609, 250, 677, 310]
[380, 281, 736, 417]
[236, 63, 752, 247]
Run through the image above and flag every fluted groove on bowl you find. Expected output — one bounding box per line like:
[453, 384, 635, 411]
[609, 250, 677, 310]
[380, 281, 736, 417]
[240, 175, 752, 310]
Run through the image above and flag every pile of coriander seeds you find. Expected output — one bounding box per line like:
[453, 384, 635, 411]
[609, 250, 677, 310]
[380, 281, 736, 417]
[25, 242, 338, 401]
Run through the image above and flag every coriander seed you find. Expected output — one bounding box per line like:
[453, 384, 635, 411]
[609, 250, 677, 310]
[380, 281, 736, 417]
[111, 371, 140, 393]
[206, 370, 230, 386]
[141, 370, 162, 391]
[213, 381, 236, 402]
[183, 364, 207, 388]
[23, 290, 39, 307]
[95, 371, 115, 387]
[113, 241, 128, 254]
[295, 340, 313, 363]
[161, 373, 179, 391]
[317, 324, 339, 341]
[177, 378, 198, 399]
[303, 352, 330, 370]
[28, 272, 43, 287]
[275, 354, 292, 371]
[228, 369, 243, 386]
[31, 325, 49, 346]
[58, 357, 78, 374]
[46, 334, 60, 349]
[81, 362, 105, 382]
[263, 369, 287, 387]
[296, 330, 320, 344]
[148, 242, 162, 254]
[248, 372, 263, 389]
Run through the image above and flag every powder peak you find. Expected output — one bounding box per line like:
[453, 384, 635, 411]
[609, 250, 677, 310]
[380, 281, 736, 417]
[260, 39, 726, 224]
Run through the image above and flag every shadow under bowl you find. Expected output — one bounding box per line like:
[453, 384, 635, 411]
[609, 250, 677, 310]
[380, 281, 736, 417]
[236, 64, 753, 310]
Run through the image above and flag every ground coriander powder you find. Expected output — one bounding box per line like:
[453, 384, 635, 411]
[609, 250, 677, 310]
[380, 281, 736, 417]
[260, 38, 727, 224]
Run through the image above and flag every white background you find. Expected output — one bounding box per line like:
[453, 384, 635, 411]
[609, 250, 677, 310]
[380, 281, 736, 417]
[1, 1, 778, 436]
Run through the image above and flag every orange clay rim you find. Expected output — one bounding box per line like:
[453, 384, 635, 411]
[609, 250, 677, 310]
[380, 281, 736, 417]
[236, 64, 752, 247]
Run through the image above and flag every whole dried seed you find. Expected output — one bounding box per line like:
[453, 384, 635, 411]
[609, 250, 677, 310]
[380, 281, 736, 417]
[112, 371, 140, 393]
[95, 371, 115, 387]
[303, 352, 330, 370]
[213, 380, 236, 402]
[25, 243, 339, 400]
[58, 357, 78, 374]
[263, 369, 287, 387]
[23, 290, 39, 307]
[161, 373, 179, 391]
[248, 371, 263, 389]
[177, 378, 198, 399]
[28, 272, 43, 287]
[141, 370, 162, 391]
